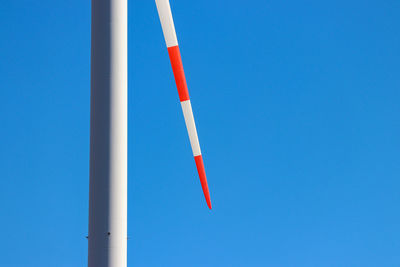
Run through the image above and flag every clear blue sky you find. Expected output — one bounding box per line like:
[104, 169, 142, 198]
[1, 0, 400, 266]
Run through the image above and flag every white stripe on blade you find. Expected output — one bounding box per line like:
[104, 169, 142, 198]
[155, 0, 178, 48]
[181, 100, 201, 157]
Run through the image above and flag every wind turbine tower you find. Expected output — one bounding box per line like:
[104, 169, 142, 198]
[88, 0, 127, 266]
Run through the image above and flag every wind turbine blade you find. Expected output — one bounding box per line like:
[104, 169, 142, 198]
[155, 0, 212, 209]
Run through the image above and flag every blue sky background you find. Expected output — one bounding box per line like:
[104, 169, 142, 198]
[1, 0, 400, 266]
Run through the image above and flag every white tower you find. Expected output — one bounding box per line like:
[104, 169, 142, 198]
[88, 0, 127, 266]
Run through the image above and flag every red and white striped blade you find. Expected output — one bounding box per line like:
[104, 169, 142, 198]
[155, 0, 212, 209]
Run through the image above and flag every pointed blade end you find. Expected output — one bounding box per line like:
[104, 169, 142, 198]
[194, 155, 212, 210]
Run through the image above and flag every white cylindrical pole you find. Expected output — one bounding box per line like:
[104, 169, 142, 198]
[88, 0, 127, 266]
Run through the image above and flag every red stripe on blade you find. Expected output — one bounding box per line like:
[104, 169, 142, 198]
[167, 46, 190, 102]
[194, 155, 212, 209]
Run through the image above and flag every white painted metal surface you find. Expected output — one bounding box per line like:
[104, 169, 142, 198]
[88, 0, 127, 266]
[181, 100, 202, 157]
[155, 0, 178, 47]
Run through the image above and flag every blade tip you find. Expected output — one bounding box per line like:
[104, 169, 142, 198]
[206, 194, 212, 210]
